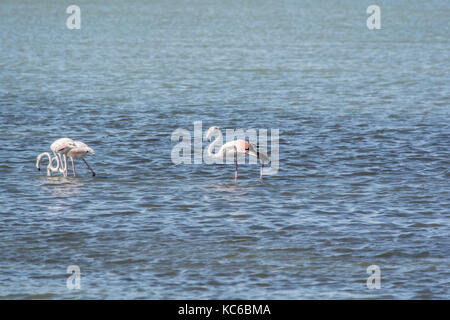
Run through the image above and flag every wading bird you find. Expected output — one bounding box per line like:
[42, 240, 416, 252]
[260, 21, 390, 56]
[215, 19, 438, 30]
[67, 140, 95, 177]
[205, 126, 270, 183]
[36, 138, 95, 177]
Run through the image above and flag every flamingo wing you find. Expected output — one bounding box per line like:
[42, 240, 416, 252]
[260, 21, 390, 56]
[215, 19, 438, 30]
[51, 138, 76, 153]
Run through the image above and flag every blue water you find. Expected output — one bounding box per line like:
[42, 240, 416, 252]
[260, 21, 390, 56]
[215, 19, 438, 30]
[0, 0, 449, 299]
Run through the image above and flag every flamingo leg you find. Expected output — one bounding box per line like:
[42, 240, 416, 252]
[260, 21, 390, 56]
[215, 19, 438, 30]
[82, 158, 96, 176]
[64, 154, 68, 177]
[260, 162, 264, 182]
[72, 158, 76, 177]
[234, 147, 238, 183]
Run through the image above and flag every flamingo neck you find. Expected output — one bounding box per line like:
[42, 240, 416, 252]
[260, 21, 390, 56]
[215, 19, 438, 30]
[37, 152, 60, 176]
[52, 150, 66, 173]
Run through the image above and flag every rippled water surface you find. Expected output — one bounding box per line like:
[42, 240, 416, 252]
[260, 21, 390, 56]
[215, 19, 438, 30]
[0, 0, 449, 299]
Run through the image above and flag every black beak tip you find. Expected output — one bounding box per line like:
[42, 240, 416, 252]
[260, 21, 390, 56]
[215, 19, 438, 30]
[37, 168, 40, 171]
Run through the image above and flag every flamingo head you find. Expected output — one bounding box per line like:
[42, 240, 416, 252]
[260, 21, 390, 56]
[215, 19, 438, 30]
[206, 126, 220, 141]
[85, 146, 94, 155]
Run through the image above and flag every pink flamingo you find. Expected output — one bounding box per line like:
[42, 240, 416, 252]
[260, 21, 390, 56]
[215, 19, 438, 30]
[205, 126, 270, 183]
[37, 138, 95, 177]
[67, 140, 95, 177]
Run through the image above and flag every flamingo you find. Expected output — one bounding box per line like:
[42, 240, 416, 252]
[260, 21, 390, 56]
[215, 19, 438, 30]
[67, 140, 95, 177]
[205, 126, 270, 183]
[36, 152, 60, 176]
[36, 138, 95, 177]
[50, 138, 77, 177]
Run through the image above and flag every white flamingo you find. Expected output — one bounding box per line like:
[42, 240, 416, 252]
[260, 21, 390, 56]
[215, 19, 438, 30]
[37, 138, 95, 177]
[67, 140, 95, 177]
[205, 126, 270, 183]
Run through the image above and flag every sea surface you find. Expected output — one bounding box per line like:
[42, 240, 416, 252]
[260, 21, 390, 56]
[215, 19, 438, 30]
[0, 0, 449, 299]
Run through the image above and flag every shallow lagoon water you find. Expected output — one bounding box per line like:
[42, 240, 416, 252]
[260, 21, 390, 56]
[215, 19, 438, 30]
[0, 0, 449, 299]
